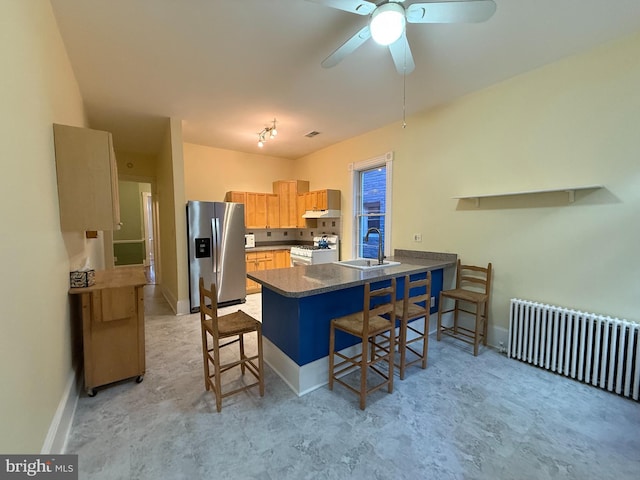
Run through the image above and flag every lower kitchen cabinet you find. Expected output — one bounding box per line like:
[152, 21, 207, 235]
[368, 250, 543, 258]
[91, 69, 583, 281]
[69, 268, 146, 396]
[245, 251, 275, 294]
[273, 249, 291, 269]
[246, 249, 291, 293]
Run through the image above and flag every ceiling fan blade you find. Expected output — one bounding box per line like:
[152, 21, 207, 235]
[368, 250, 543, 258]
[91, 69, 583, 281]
[306, 0, 376, 16]
[388, 32, 415, 75]
[406, 0, 496, 23]
[321, 25, 372, 69]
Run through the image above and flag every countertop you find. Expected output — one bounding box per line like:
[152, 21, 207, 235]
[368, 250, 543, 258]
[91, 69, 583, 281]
[247, 251, 456, 298]
[68, 267, 147, 294]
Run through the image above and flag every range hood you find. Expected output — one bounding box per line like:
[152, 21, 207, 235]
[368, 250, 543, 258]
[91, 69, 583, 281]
[302, 209, 341, 219]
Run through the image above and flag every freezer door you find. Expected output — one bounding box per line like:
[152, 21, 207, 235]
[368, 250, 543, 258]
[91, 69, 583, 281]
[213, 202, 247, 305]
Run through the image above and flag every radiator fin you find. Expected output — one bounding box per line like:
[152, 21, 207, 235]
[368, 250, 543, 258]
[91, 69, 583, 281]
[509, 299, 639, 401]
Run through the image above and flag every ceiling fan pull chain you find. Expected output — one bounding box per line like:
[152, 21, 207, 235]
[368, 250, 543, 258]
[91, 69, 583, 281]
[402, 42, 407, 129]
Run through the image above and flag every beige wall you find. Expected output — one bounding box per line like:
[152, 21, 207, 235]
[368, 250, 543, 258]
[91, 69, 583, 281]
[294, 31, 640, 343]
[0, 0, 87, 452]
[183, 143, 295, 201]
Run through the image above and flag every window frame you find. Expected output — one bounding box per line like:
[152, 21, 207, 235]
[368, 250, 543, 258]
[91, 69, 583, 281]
[349, 152, 393, 260]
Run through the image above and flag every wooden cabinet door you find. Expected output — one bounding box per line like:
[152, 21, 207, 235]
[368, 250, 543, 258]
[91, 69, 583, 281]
[317, 190, 328, 210]
[53, 124, 121, 231]
[225, 191, 246, 203]
[259, 251, 274, 271]
[266, 194, 280, 228]
[245, 252, 260, 293]
[274, 180, 309, 227]
[245, 192, 265, 228]
[274, 181, 296, 228]
[273, 250, 291, 269]
[226, 191, 247, 225]
[296, 194, 306, 227]
[305, 191, 319, 211]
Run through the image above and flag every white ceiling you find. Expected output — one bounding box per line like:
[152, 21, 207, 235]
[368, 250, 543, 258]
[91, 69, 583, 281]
[50, 0, 640, 159]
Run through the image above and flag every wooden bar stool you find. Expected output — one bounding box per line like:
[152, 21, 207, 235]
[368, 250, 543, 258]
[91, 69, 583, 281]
[395, 272, 432, 379]
[199, 277, 264, 412]
[437, 261, 492, 356]
[328, 278, 397, 410]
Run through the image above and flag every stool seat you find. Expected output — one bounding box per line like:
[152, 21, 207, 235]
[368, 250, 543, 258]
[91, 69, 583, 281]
[202, 310, 260, 338]
[332, 311, 393, 336]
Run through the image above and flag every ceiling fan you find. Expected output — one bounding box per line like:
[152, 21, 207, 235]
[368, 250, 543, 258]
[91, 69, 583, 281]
[307, 0, 496, 74]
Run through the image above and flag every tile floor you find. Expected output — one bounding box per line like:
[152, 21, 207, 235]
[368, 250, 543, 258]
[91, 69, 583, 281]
[65, 286, 640, 479]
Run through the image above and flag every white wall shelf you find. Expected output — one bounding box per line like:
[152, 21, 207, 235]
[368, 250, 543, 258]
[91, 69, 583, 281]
[453, 185, 603, 207]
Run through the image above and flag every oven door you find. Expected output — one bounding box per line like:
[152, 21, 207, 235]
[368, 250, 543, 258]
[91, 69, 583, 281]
[290, 254, 312, 267]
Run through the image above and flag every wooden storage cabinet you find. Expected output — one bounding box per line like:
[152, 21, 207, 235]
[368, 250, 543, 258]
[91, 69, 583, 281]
[273, 180, 309, 228]
[246, 249, 291, 293]
[273, 249, 291, 269]
[226, 191, 280, 228]
[300, 189, 341, 212]
[53, 124, 121, 231]
[246, 251, 275, 293]
[70, 269, 146, 396]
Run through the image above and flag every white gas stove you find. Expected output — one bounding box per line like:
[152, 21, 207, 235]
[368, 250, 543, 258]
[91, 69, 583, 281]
[290, 235, 339, 266]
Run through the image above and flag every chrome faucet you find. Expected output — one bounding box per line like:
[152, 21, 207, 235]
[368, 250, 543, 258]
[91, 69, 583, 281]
[364, 227, 384, 265]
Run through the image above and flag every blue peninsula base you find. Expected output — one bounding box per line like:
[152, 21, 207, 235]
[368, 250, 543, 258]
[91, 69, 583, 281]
[260, 270, 443, 395]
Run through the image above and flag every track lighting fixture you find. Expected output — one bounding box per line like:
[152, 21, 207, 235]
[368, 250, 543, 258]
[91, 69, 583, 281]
[257, 118, 278, 148]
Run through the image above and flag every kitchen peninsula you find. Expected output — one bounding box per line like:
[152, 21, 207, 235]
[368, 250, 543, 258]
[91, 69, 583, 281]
[247, 250, 456, 395]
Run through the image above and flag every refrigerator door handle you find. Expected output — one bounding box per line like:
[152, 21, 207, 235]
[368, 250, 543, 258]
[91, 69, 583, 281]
[211, 218, 220, 274]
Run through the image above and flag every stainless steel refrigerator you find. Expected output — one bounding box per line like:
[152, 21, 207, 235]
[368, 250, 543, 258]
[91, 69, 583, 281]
[187, 201, 246, 312]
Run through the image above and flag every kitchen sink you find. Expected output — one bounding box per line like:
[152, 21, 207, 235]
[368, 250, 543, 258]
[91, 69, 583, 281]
[334, 259, 401, 270]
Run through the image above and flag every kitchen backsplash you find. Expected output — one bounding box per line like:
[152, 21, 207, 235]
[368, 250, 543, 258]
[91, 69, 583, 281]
[246, 218, 341, 244]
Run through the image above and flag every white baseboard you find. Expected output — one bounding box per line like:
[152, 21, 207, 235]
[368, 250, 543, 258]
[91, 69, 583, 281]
[158, 285, 191, 315]
[41, 368, 81, 454]
[263, 338, 361, 397]
[176, 299, 190, 315]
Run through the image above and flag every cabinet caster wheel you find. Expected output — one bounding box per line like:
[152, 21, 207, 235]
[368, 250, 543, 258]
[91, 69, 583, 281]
[135, 375, 144, 384]
[87, 389, 96, 397]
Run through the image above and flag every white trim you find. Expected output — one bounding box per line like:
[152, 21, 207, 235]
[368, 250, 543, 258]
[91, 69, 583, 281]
[41, 369, 80, 454]
[112, 238, 145, 244]
[142, 191, 153, 267]
[349, 152, 394, 259]
[263, 337, 362, 396]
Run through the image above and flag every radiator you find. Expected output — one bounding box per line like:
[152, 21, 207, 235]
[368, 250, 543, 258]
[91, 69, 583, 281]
[508, 298, 640, 401]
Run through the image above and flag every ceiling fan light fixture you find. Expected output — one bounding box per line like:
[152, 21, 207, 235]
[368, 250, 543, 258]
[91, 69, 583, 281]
[370, 3, 406, 46]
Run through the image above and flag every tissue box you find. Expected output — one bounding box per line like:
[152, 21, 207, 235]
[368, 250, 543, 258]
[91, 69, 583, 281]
[70, 269, 96, 288]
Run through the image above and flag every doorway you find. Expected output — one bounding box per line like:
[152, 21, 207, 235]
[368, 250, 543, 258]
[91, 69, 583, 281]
[113, 181, 157, 284]
[142, 191, 156, 283]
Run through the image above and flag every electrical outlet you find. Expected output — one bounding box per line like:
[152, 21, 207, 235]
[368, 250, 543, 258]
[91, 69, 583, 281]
[413, 233, 422, 242]
[430, 296, 435, 308]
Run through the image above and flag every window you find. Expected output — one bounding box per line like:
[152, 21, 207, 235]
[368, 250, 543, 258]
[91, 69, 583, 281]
[351, 153, 393, 260]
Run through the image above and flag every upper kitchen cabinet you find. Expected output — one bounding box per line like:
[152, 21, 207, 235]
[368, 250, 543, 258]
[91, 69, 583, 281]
[273, 180, 309, 228]
[246, 192, 279, 229]
[225, 191, 246, 203]
[225, 191, 247, 224]
[53, 124, 121, 231]
[301, 189, 341, 212]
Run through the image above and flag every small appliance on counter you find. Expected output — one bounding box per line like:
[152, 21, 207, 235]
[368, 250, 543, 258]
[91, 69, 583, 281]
[244, 233, 255, 248]
[290, 235, 339, 266]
